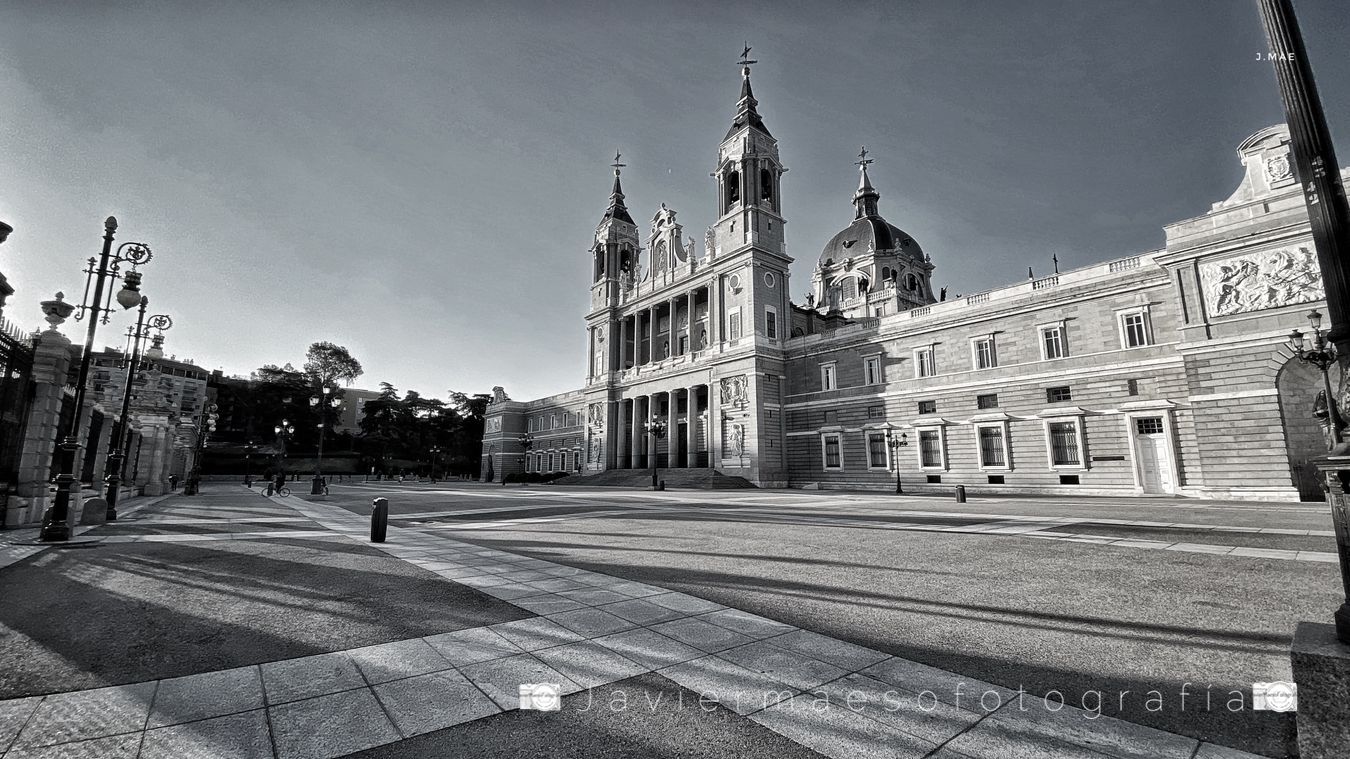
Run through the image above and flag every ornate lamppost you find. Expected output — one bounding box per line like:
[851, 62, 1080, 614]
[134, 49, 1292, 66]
[103, 307, 170, 520]
[243, 441, 258, 487]
[273, 419, 295, 491]
[644, 417, 667, 490]
[184, 403, 218, 495]
[514, 433, 533, 486]
[309, 386, 341, 494]
[429, 445, 443, 482]
[41, 217, 153, 542]
[1290, 311, 1346, 445]
[887, 431, 909, 494]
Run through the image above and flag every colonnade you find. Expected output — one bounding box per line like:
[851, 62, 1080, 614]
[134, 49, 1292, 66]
[617, 285, 717, 369]
[614, 384, 710, 469]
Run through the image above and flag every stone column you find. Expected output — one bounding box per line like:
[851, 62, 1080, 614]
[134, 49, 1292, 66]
[687, 385, 700, 468]
[688, 290, 697, 354]
[615, 400, 627, 469]
[710, 281, 721, 347]
[7, 325, 73, 526]
[140, 420, 170, 495]
[630, 397, 642, 469]
[668, 296, 678, 357]
[86, 408, 114, 487]
[648, 308, 656, 363]
[618, 318, 628, 370]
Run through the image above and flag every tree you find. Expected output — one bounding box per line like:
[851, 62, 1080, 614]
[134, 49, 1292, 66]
[303, 342, 363, 388]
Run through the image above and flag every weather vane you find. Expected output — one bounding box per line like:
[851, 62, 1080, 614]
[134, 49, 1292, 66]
[856, 146, 873, 169]
[738, 43, 757, 69]
[611, 151, 625, 172]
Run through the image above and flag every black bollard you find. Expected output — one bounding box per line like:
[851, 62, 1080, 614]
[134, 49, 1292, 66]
[371, 497, 389, 543]
[954, 485, 967, 503]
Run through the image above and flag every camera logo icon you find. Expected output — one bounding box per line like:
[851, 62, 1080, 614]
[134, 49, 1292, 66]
[1252, 681, 1298, 712]
[519, 683, 562, 711]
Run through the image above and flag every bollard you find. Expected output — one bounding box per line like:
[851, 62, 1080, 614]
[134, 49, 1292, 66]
[371, 497, 389, 543]
[265, 483, 274, 497]
[954, 485, 966, 503]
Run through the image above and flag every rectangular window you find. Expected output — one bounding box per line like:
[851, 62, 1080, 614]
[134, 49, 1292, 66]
[1041, 326, 1066, 360]
[978, 426, 1008, 468]
[867, 405, 885, 419]
[976, 393, 999, 410]
[765, 307, 778, 339]
[1046, 386, 1072, 403]
[1048, 421, 1081, 466]
[867, 432, 888, 469]
[915, 348, 935, 378]
[973, 337, 997, 369]
[917, 400, 936, 414]
[919, 430, 943, 468]
[822, 433, 842, 469]
[729, 309, 742, 341]
[1135, 417, 1164, 435]
[1120, 311, 1151, 348]
[864, 355, 882, 385]
[547, 453, 555, 471]
[821, 363, 837, 391]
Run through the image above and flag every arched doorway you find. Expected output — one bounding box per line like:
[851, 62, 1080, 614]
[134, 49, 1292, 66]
[1276, 357, 1328, 501]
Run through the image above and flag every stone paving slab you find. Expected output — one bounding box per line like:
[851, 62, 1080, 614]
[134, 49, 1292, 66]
[0, 487, 1283, 759]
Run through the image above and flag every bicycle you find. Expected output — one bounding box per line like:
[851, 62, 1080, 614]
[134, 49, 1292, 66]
[275, 486, 292, 497]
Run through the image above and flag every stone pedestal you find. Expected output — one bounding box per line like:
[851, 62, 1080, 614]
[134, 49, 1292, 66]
[4, 327, 72, 527]
[1291, 622, 1350, 757]
[78, 497, 108, 526]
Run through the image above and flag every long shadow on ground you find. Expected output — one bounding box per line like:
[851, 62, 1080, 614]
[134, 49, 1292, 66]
[0, 536, 530, 699]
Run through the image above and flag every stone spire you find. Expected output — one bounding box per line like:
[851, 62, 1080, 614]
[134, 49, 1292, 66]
[601, 151, 633, 225]
[727, 44, 770, 139]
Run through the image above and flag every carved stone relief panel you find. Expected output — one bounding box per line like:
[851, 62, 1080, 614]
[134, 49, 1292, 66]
[719, 374, 748, 407]
[1199, 244, 1324, 317]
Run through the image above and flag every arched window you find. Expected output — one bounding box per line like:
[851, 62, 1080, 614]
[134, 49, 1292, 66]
[760, 167, 774, 204]
[725, 170, 740, 208]
[842, 277, 858, 301]
[906, 273, 919, 291]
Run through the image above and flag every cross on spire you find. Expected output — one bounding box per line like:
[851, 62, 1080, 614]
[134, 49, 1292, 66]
[856, 146, 873, 169]
[611, 151, 625, 173]
[738, 43, 757, 68]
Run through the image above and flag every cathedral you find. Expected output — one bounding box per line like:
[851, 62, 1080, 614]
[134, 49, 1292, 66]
[481, 62, 1340, 502]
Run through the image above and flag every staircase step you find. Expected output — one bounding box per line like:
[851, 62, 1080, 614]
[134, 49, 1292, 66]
[551, 469, 755, 489]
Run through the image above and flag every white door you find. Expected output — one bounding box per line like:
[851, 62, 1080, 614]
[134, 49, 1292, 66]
[1134, 417, 1173, 494]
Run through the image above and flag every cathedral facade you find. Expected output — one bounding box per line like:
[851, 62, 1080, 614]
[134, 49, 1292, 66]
[481, 67, 1339, 502]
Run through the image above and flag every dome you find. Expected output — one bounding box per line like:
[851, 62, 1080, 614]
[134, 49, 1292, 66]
[818, 216, 923, 267]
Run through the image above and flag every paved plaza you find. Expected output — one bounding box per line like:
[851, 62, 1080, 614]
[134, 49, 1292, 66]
[0, 482, 1333, 758]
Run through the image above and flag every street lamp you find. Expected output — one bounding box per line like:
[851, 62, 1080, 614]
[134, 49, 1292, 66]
[185, 403, 218, 495]
[309, 386, 342, 494]
[1289, 310, 1346, 446]
[514, 433, 533, 486]
[887, 431, 909, 494]
[273, 419, 296, 490]
[103, 308, 171, 519]
[243, 441, 258, 487]
[644, 417, 667, 489]
[42, 216, 154, 542]
[429, 445, 444, 482]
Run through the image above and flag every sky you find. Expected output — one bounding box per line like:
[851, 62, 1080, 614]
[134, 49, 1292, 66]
[2, 0, 1349, 402]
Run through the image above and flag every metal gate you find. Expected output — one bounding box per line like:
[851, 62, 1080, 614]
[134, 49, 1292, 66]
[0, 318, 35, 515]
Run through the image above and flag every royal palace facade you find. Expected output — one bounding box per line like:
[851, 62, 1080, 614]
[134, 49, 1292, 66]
[481, 64, 1343, 501]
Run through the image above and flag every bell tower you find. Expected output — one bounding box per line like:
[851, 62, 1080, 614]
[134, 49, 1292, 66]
[587, 153, 640, 381]
[710, 47, 787, 261]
